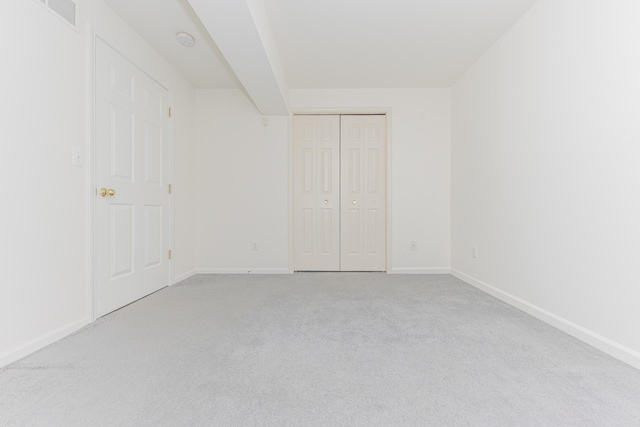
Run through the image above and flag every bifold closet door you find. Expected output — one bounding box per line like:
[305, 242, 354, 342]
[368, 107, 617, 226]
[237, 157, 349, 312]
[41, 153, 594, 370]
[294, 114, 386, 272]
[340, 115, 386, 271]
[293, 115, 341, 271]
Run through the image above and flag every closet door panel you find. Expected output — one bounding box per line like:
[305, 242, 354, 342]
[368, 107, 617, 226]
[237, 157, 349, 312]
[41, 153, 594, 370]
[340, 115, 386, 271]
[294, 115, 340, 270]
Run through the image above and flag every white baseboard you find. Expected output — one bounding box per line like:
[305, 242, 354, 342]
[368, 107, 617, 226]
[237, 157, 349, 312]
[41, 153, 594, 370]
[451, 269, 640, 370]
[194, 268, 291, 275]
[173, 270, 197, 284]
[0, 318, 91, 368]
[388, 267, 451, 274]
[195, 268, 451, 275]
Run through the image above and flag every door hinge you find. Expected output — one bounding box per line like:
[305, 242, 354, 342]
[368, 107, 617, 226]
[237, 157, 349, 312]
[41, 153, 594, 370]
[168, 107, 172, 118]
[168, 250, 172, 260]
[168, 184, 172, 194]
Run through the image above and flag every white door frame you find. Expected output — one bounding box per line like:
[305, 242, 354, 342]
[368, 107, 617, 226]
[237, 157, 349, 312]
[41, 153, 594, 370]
[87, 31, 174, 320]
[288, 108, 393, 273]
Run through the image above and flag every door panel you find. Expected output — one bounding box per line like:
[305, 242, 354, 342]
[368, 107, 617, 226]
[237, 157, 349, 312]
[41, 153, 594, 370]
[109, 105, 134, 180]
[95, 39, 171, 317]
[144, 205, 163, 268]
[340, 115, 386, 271]
[110, 204, 134, 278]
[144, 123, 163, 184]
[294, 116, 340, 270]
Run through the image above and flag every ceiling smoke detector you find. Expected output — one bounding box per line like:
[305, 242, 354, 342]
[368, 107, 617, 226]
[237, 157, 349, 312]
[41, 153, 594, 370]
[176, 32, 195, 47]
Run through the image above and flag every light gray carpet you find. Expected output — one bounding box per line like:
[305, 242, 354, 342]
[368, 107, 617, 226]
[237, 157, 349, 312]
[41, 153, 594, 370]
[1, 274, 640, 426]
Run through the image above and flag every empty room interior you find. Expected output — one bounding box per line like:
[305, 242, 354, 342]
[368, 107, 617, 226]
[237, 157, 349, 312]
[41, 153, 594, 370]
[2, 0, 640, 424]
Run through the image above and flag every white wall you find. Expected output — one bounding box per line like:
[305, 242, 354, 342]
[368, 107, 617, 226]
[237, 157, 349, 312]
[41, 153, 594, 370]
[195, 89, 289, 273]
[290, 89, 451, 273]
[0, 0, 197, 366]
[171, 80, 198, 283]
[0, 0, 87, 365]
[451, 0, 640, 368]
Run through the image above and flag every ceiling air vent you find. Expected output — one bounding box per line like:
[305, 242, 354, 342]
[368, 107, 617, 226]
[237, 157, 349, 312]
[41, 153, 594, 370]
[35, 0, 78, 28]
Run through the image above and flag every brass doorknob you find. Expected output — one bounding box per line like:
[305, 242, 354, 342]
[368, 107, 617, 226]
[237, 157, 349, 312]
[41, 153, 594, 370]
[352, 200, 357, 204]
[324, 200, 329, 204]
[99, 188, 116, 197]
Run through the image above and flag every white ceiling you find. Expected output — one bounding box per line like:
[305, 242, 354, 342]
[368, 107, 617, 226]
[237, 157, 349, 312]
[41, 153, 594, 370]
[102, 0, 239, 88]
[264, 0, 539, 88]
[102, 0, 538, 89]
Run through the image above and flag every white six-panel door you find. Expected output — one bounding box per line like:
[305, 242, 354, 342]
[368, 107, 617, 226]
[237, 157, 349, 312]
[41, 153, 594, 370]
[294, 115, 386, 271]
[95, 39, 171, 317]
[294, 116, 341, 270]
[340, 115, 386, 271]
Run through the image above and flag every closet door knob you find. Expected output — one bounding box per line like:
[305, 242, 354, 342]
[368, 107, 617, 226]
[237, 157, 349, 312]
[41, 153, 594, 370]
[352, 200, 357, 204]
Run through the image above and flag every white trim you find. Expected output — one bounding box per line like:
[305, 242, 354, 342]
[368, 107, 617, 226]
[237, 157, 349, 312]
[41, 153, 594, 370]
[168, 88, 175, 287]
[86, 22, 97, 322]
[173, 270, 197, 284]
[388, 268, 451, 274]
[451, 269, 640, 370]
[287, 113, 295, 273]
[385, 110, 393, 272]
[290, 107, 393, 115]
[194, 269, 291, 275]
[0, 318, 90, 368]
